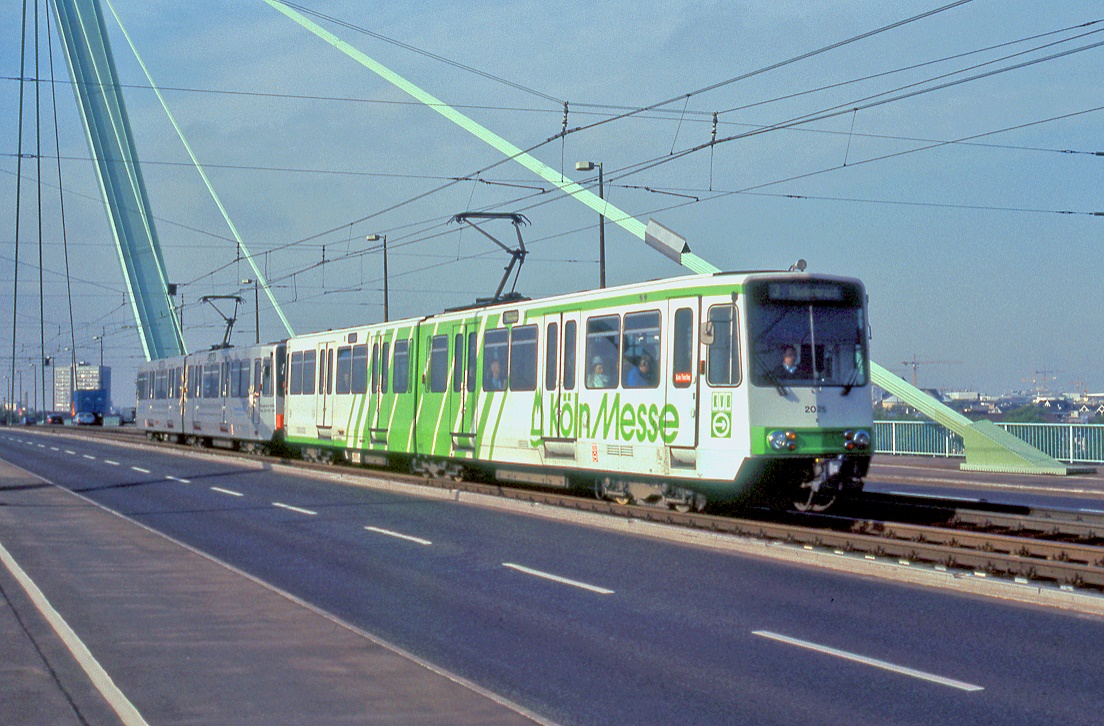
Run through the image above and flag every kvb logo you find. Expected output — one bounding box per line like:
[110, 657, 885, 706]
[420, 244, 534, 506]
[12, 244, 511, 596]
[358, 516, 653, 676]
[710, 391, 732, 438]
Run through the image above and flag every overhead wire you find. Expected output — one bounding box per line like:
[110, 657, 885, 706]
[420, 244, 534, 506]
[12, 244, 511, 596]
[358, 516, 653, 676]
[10, 0, 29, 414]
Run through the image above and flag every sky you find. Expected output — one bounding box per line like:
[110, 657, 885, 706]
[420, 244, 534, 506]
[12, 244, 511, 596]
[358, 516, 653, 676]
[1, 0, 1102, 408]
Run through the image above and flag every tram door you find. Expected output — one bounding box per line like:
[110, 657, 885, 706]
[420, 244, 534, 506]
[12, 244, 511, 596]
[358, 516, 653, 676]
[547, 312, 579, 442]
[414, 326, 450, 455]
[252, 358, 262, 425]
[315, 342, 336, 432]
[666, 298, 700, 449]
[450, 318, 479, 452]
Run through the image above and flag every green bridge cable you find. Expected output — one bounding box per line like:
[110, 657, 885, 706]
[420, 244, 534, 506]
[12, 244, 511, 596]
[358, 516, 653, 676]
[265, 0, 721, 276]
[105, 0, 295, 339]
[262, 4, 649, 237]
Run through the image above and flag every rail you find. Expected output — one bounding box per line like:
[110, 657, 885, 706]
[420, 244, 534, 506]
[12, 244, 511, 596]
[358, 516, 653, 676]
[874, 420, 1104, 464]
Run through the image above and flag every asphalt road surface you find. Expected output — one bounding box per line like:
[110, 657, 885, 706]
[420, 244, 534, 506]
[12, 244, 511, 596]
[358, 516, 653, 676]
[3, 429, 1104, 725]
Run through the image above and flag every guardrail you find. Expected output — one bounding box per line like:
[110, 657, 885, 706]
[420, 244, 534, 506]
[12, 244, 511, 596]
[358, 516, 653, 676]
[874, 420, 1104, 464]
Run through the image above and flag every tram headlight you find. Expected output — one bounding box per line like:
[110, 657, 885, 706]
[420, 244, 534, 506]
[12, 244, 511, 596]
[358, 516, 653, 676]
[853, 430, 871, 450]
[769, 430, 797, 451]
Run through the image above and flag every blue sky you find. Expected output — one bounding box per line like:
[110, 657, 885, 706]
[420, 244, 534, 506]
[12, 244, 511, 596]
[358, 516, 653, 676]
[2, 1, 1102, 405]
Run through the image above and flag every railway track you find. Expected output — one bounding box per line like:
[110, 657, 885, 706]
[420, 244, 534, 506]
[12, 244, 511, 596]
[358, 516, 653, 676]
[26, 425, 1104, 592]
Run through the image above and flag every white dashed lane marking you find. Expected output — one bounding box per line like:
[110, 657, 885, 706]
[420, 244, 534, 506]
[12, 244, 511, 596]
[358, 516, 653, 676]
[64, 450, 75, 455]
[165, 476, 191, 484]
[272, 502, 317, 516]
[502, 563, 614, 595]
[364, 526, 432, 546]
[210, 487, 243, 497]
[130, 467, 151, 474]
[752, 631, 984, 692]
[82, 455, 96, 460]
[104, 460, 120, 466]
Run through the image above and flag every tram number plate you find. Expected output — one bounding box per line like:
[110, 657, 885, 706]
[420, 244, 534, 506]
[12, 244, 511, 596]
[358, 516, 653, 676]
[804, 405, 826, 414]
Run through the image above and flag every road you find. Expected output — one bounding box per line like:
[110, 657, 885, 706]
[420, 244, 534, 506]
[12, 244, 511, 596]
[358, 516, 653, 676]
[2, 429, 1104, 725]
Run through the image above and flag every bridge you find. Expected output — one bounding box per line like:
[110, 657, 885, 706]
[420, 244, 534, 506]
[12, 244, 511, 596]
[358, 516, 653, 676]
[3, 2, 1103, 723]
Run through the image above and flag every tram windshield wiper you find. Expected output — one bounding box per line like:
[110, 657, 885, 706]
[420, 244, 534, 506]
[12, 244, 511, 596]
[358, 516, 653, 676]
[755, 355, 789, 397]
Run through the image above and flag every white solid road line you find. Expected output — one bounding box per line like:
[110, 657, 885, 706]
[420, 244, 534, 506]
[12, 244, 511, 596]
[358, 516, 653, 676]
[272, 502, 318, 516]
[752, 630, 984, 692]
[130, 467, 151, 474]
[104, 460, 120, 466]
[364, 525, 432, 546]
[83, 454, 96, 460]
[165, 475, 191, 484]
[502, 563, 614, 595]
[0, 539, 148, 725]
[211, 486, 244, 497]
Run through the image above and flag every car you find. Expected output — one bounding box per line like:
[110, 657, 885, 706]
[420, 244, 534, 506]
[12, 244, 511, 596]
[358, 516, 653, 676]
[74, 412, 97, 426]
[46, 414, 65, 425]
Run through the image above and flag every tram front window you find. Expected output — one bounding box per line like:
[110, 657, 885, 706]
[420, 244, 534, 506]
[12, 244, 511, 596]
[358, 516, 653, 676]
[747, 279, 867, 390]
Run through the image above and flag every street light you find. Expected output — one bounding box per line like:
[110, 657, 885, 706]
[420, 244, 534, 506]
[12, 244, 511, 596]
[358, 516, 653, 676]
[575, 161, 605, 288]
[92, 333, 104, 367]
[241, 278, 259, 344]
[366, 234, 389, 322]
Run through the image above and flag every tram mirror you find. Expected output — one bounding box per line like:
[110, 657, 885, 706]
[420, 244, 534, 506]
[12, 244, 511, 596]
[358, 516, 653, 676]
[700, 321, 715, 345]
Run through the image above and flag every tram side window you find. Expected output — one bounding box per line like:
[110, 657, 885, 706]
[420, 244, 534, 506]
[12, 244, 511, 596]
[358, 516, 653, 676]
[241, 361, 252, 398]
[707, 305, 742, 386]
[672, 307, 694, 388]
[262, 359, 273, 396]
[154, 370, 166, 400]
[585, 315, 619, 389]
[482, 329, 508, 391]
[326, 349, 334, 395]
[202, 365, 220, 399]
[289, 352, 302, 395]
[453, 333, 464, 393]
[135, 373, 146, 401]
[255, 359, 263, 396]
[545, 322, 558, 390]
[393, 339, 410, 393]
[510, 325, 538, 391]
[190, 366, 201, 399]
[302, 351, 316, 395]
[352, 344, 368, 395]
[622, 311, 661, 389]
[466, 333, 477, 392]
[362, 344, 374, 395]
[381, 342, 389, 394]
[275, 347, 286, 397]
[228, 362, 240, 398]
[563, 320, 577, 390]
[429, 335, 449, 393]
[336, 346, 352, 395]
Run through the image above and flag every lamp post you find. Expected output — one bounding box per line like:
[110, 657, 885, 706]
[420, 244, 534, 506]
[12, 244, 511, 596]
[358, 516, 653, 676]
[92, 334, 104, 367]
[366, 234, 388, 322]
[242, 278, 259, 344]
[575, 161, 605, 288]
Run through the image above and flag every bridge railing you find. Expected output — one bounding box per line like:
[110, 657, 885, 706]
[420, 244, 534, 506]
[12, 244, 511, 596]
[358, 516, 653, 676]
[873, 421, 1104, 464]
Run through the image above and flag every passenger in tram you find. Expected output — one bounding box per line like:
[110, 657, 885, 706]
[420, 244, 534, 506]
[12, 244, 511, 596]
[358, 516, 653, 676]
[587, 357, 611, 388]
[486, 358, 507, 391]
[625, 353, 656, 388]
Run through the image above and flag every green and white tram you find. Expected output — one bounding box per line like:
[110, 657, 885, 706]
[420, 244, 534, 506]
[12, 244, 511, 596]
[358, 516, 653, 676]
[141, 270, 872, 511]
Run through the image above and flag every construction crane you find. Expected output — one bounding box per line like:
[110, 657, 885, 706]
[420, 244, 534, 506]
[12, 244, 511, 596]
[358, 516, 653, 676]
[901, 355, 962, 388]
[1022, 368, 1061, 395]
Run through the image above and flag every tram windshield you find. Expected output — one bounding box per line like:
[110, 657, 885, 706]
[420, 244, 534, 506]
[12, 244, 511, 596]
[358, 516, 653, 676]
[746, 279, 867, 391]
